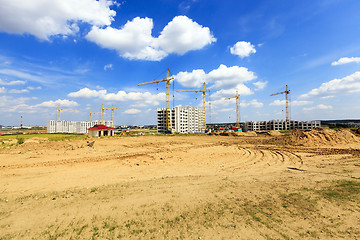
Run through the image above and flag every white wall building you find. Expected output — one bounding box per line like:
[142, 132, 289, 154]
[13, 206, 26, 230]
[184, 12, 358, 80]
[47, 120, 113, 134]
[157, 106, 204, 134]
[243, 120, 321, 132]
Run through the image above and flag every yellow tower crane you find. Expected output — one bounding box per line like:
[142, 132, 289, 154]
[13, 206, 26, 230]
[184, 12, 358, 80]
[176, 82, 209, 131]
[138, 68, 174, 133]
[224, 91, 240, 129]
[270, 85, 291, 122]
[57, 105, 78, 121]
[101, 104, 126, 128]
[89, 109, 101, 123]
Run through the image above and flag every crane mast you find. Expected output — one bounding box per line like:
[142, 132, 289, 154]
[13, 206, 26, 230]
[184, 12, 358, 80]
[270, 85, 291, 122]
[89, 109, 101, 123]
[176, 82, 209, 131]
[102, 104, 126, 128]
[224, 91, 240, 129]
[138, 68, 174, 133]
[57, 105, 78, 121]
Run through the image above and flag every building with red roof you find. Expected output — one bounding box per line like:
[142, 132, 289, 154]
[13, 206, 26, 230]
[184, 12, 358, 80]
[88, 125, 114, 137]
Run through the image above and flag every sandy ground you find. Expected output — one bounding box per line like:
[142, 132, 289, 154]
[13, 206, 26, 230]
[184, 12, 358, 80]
[0, 132, 360, 239]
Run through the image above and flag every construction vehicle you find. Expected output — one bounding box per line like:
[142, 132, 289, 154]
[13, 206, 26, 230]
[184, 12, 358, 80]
[176, 82, 209, 131]
[138, 68, 174, 133]
[101, 104, 126, 128]
[57, 105, 78, 121]
[224, 90, 240, 129]
[270, 85, 291, 121]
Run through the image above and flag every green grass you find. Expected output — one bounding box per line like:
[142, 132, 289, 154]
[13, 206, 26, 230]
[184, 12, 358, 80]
[0, 133, 87, 142]
[319, 180, 360, 201]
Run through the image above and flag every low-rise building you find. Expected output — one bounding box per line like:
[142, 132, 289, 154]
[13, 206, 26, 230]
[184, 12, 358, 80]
[47, 120, 113, 134]
[243, 120, 321, 131]
[88, 125, 114, 137]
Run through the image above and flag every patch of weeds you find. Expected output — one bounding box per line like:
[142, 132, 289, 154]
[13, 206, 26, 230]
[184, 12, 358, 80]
[17, 137, 24, 145]
[318, 180, 360, 201]
[90, 187, 98, 193]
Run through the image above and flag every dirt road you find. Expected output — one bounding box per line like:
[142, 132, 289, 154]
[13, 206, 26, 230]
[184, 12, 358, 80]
[1, 131, 359, 239]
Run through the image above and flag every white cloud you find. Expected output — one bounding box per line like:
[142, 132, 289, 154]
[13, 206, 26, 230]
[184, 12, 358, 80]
[175, 64, 257, 101]
[0, 69, 45, 83]
[253, 81, 267, 90]
[303, 104, 332, 111]
[0, 0, 116, 40]
[230, 41, 256, 58]
[270, 100, 312, 106]
[27, 86, 42, 90]
[104, 64, 113, 71]
[37, 99, 78, 108]
[156, 16, 216, 55]
[331, 57, 360, 66]
[0, 86, 6, 93]
[210, 85, 253, 99]
[124, 108, 141, 114]
[175, 69, 206, 88]
[0, 78, 26, 85]
[300, 71, 360, 98]
[86, 16, 216, 61]
[8, 89, 29, 94]
[68, 88, 107, 98]
[208, 64, 256, 89]
[68, 88, 166, 106]
[240, 99, 263, 108]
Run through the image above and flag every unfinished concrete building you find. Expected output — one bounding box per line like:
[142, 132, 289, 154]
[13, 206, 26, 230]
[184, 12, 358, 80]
[47, 120, 113, 134]
[157, 106, 204, 134]
[243, 120, 321, 132]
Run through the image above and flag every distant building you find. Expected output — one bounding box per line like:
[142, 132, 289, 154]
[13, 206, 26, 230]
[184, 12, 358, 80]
[47, 120, 113, 134]
[243, 120, 321, 131]
[157, 106, 204, 134]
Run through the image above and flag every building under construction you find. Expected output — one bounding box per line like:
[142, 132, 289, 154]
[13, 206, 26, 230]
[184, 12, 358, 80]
[157, 106, 204, 134]
[47, 120, 113, 134]
[243, 120, 321, 132]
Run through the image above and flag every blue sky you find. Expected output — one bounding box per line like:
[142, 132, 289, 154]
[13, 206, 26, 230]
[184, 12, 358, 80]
[1, 0, 360, 126]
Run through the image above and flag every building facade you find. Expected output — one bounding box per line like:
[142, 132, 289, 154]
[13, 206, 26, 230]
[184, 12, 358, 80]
[157, 106, 204, 134]
[47, 120, 113, 134]
[243, 120, 321, 132]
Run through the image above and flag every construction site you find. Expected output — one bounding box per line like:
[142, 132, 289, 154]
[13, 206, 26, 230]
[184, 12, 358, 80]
[1, 70, 359, 239]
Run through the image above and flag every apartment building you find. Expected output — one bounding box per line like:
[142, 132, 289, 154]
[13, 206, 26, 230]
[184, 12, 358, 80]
[157, 106, 204, 134]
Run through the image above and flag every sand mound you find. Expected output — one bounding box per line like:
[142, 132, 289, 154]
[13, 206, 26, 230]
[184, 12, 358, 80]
[281, 128, 359, 146]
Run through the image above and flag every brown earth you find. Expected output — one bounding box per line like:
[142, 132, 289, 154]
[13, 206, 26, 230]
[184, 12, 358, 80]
[0, 130, 360, 239]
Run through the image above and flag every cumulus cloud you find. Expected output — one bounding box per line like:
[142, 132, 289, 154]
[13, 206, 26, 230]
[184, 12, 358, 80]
[0, 78, 26, 85]
[331, 57, 360, 66]
[300, 71, 360, 99]
[68, 88, 107, 98]
[37, 99, 79, 108]
[175, 69, 206, 88]
[270, 100, 312, 106]
[124, 108, 141, 114]
[0, 0, 116, 40]
[68, 88, 166, 106]
[0, 86, 6, 93]
[104, 64, 113, 71]
[86, 16, 216, 61]
[230, 41, 256, 58]
[253, 81, 267, 90]
[175, 64, 257, 91]
[303, 104, 332, 111]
